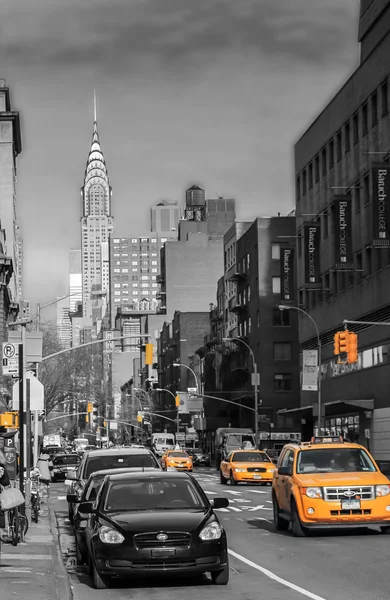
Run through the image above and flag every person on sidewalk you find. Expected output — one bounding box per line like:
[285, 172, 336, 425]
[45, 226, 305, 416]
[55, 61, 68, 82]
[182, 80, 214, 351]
[36, 451, 54, 500]
[0, 449, 11, 538]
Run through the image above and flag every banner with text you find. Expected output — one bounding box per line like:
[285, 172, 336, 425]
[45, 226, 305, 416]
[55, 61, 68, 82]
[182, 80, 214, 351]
[302, 349, 318, 391]
[280, 247, 295, 301]
[303, 223, 321, 287]
[372, 163, 390, 247]
[334, 195, 353, 269]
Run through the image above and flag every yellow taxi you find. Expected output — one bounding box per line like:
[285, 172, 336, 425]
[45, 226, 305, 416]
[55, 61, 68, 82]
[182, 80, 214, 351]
[272, 435, 390, 537]
[220, 449, 275, 485]
[161, 449, 193, 472]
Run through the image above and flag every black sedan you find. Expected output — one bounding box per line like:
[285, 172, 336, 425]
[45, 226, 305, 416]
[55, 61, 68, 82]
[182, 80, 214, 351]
[79, 471, 230, 589]
[52, 454, 81, 482]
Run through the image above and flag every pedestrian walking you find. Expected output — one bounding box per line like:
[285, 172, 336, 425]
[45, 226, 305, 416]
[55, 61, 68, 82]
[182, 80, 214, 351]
[36, 451, 54, 500]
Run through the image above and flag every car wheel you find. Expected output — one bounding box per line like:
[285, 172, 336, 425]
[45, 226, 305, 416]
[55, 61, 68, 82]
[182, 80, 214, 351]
[380, 526, 390, 534]
[273, 494, 289, 531]
[91, 558, 110, 589]
[219, 470, 227, 485]
[211, 560, 229, 585]
[291, 500, 307, 538]
[229, 471, 237, 486]
[75, 540, 84, 565]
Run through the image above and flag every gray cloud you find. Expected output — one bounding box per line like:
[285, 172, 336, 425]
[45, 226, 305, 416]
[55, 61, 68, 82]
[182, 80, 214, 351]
[2, 0, 358, 74]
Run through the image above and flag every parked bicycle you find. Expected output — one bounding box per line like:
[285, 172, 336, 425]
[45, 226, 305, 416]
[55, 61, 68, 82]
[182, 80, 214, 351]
[0, 483, 28, 546]
[29, 467, 41, 523]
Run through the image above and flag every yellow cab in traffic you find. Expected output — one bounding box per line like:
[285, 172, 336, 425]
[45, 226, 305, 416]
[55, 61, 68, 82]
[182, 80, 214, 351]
[161, 449, 193, 472]
[220, 449, 275, 485]
[272, 435, 390, 537]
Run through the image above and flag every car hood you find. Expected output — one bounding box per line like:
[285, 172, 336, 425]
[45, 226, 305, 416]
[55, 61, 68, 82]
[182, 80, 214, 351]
[103, 508, 211, 533]
[233, 461, 274, 468]
[295, 471, 389, 487]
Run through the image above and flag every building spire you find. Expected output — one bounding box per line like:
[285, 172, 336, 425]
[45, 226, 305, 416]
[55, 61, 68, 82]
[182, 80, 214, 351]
[94, 90, 97, 123]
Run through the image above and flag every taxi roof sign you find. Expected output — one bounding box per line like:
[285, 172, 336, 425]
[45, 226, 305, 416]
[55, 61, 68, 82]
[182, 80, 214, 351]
[311, 436, 344, 444]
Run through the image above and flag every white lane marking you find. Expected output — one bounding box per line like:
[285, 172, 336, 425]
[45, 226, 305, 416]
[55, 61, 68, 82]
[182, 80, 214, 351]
[204, 490, 217, 495]
[228, 550, 327, 600]
[266, 500, 273, 504]
[229, 506, 242, 512]
[247, 505, 272, 511]
[57, 496, 66, 500]
[247, 490, 269, 494]
[234, 499, 251, 503]
[248, 517, 272, 522]
[224, 490, 242, 495]
[1, 569, 32, 573]
[215, 508, 229, 512]
[1, 554, 52, 560]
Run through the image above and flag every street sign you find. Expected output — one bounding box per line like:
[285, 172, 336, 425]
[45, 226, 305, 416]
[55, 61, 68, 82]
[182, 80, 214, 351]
[251, 372, 260, 386]
[2, 342, 19, 375]
[12, 373, 44, 411]
[104, 331, 114, 353]
[8, 331, 43, 363]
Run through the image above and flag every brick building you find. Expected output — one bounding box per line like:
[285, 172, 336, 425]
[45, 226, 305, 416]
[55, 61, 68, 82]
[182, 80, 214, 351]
[288, 0, 390, 458]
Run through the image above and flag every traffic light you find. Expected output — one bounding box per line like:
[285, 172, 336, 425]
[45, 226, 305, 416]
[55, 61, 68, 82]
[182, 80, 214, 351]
[333, 332, 341, 355]
[145, 344, 154, 365]
[137, 412, 143, 423]
[175, 395, 180, 408]
[339, 330, 349, 354]
[0, 412, 18, 428]
[87, 403, 93, 413]
[347, 332, 358, 364]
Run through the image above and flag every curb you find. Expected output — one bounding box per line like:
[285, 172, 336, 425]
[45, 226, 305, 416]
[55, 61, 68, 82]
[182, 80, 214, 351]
[48, 499, 74, 600]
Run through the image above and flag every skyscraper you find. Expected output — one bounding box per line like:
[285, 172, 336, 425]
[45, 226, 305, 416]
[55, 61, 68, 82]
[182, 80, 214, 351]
[80, 94, 113, 316]
[56, 296, 71, 348]
[69, 249, 82, 311]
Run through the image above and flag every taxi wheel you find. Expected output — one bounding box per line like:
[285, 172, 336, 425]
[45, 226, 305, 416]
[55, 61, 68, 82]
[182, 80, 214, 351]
[380, 526, 390, 534]
[273, 495, 289, 531]
[220, 470, 227, 485]
[229, 471, 237, 486]
[291, 500, 308, 538]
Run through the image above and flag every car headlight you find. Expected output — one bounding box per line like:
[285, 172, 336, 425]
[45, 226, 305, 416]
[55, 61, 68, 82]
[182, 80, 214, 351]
[376, 485, 390, 497]
[79, 519, 88, 528]
[234, 468, 246, 472]
[98, 525, 125, 544]
[199, 521, 222, 541]
[305, 487, 322, 499]
[268, 469, 276, 473]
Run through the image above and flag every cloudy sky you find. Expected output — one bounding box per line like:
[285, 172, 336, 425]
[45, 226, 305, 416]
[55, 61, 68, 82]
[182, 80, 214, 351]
[2, 0, 360, 312]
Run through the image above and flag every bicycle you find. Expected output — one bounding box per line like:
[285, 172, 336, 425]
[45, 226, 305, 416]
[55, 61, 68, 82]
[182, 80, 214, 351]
[1, 503, 28, 546]
[30, 472, 41, 523]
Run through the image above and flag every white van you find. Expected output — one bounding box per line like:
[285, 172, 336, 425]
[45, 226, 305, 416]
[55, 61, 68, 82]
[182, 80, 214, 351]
[151, 433, 175, 457]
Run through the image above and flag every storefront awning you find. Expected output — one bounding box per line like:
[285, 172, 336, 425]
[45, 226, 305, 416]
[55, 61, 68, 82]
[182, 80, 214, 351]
[278, 398, 374, 415]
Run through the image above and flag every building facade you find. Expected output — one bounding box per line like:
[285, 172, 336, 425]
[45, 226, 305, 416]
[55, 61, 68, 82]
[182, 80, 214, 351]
[81, 101, 113, 316]
[150, 200, 181, 240]
[69, 249, 82, 312]
[292, 0, 390, 457]
[56, 296, 71, 348]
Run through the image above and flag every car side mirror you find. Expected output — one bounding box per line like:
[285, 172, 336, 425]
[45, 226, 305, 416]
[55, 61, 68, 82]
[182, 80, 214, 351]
[212, 497, 229, 509]
[277, 466, 291, 476]
[78, 501, 94, 514]
[66, 471, 78, 481]
[66, 493, 80, 504]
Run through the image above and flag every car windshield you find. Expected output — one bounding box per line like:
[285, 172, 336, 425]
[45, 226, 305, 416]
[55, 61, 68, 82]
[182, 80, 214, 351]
[232, 452, 270, 462]
[296, 448, 377, 474]
[53, 455, 80, 466]
[168, 452, 189, 458]
[85, 454, 159, 478]
[104, 478, 207, 512]
[155, 438, 174, 446]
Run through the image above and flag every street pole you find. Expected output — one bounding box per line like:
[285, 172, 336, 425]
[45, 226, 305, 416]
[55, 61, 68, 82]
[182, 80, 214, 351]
[18, 339, 24, 496]
[254, 361, 259, 448]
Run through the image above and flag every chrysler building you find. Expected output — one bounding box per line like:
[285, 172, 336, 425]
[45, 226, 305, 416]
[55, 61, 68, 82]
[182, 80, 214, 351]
[81, 94, 113, 315]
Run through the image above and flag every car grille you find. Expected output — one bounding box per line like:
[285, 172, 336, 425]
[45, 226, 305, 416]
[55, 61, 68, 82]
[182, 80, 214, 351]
[247, 467, 267, 473]
[133, 532, 191, 549]
[330, 509, 372, 516]
[323, 486, 374, 502]
[127, 558, 198, 569]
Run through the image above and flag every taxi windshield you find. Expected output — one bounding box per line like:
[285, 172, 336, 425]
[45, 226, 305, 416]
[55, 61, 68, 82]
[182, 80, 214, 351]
[296, 448, 377, 474]
[233, 452, 270, 462]
[168, 452, 188, 458]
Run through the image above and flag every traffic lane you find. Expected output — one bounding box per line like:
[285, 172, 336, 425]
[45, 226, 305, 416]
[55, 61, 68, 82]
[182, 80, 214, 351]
[52, 484, 312, 600]
[193, 474, 390, 600]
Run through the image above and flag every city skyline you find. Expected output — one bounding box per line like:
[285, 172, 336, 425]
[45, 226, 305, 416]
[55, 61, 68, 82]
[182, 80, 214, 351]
[2, 0, 360, 309]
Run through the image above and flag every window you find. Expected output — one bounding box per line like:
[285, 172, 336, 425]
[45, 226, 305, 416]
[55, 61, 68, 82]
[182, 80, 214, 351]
[132, 238, 138, 243]
[114, 291, 121, 296]
[122, 268, 128, 273]
[272, 277, 281, 294]
[345, 121, 350, 153]
[321, 147, 327, 176]
[151, 238, 157, 243]
[132, 261, 138, 266]
[314, 155, 320, 183]
[274, 343, 292, 361]
[248, 317, 252, 334]
[296, 176, 301, 201]
[114, 283, 120, 288]
[353, 112, 359, 144]
[302, 170, 307, 195]
[381, 78, 388, 116]
[322, 207, 328, 238]
[271, 244, 280, 259]
[356, 250, 363, 273]
[362, 102, 368, 135]
[273, 308, 290, 326]
[329, 139, 334, 168]
[114, 268, 120, 273]
[371, 91, 378, 127]
[364, 173, 370, 205]
[336, 130, 342, 161]
[274, 374, 292, 392]
[152, 261, 158, 266]
[355, 181, 361, 213]
[309, 163, 313, 189]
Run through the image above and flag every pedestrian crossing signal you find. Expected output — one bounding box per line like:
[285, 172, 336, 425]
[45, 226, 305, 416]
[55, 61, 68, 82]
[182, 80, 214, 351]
[175, 395, 180, 408]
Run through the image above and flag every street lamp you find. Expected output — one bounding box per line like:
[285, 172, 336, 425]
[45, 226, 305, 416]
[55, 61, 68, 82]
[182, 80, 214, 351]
[223, 337, 259, 447]
[278, 304, 322, 434]
[156, 388, 180, 434]
[172, 363, 199, 393]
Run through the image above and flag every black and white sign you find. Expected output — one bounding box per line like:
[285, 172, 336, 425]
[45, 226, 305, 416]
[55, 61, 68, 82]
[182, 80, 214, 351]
[2, 342, 19, 376]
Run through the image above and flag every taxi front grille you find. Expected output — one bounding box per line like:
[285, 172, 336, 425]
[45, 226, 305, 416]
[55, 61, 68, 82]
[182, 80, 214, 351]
[330, 509, 372, 516]
[247, 467, 267, 473]
[323, 486, 374, 502]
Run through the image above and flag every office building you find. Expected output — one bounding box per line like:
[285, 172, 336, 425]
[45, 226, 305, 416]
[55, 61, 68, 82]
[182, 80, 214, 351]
[69, 249, 82, 311]
[56, 296, 71, 348]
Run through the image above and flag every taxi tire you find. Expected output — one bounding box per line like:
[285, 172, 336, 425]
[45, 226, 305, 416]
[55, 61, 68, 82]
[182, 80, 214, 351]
[380, 526, 390, 534]
[273, 495, 289, 531]
[291, 500, 308, 538]
[211, 560, 229, 585]
[220, 470, 227, 485]
[229, 471, 238, 486]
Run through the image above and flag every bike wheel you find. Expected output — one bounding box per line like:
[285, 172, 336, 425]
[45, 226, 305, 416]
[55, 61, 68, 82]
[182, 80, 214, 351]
[11, 507, 19, 546]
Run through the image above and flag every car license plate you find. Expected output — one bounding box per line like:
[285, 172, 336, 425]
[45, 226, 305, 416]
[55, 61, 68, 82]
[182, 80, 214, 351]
[253, 475, 262, 480]
[341, 499, 361, 510]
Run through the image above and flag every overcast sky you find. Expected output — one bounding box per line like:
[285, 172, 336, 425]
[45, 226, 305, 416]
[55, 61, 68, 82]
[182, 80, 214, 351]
[2, 0, 360, 312]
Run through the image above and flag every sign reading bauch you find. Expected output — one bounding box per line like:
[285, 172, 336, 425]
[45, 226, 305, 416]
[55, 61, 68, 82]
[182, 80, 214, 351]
[280, 247, 295, 301]
[334, 195, 353, 269]
[372, 163, 390, 247]
[303, 223, 321, 287]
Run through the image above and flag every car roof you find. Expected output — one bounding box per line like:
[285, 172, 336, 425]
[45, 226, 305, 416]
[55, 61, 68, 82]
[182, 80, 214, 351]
[232, 449, 267, 453]
[83, 448, 154, 458]
[54, 453, 80, 458]
[106, 470, 191, 482]
[285, 442, 364, 451]
[87, 466, 160, 479]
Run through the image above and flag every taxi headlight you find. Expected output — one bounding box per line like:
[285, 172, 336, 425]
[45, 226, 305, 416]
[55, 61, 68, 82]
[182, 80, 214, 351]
[376, 485, 390, 497]
[305, 487, 322, 499]
[268, 469, 276, 473]
[199, 521, 222, 541]
[99, 525, 124, 545]
[234, 468, 246, 473]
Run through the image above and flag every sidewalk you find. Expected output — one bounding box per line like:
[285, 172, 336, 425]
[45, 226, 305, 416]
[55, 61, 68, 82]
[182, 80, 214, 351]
[0, 499, 72, 600]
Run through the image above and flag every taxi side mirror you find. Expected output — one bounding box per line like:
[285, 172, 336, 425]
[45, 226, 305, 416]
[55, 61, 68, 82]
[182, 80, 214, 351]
[277, 466, 291, 476]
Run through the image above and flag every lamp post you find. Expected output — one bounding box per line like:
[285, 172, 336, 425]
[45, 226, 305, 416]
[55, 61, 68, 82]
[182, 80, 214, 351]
[278, 304, 322, 434]
[172, 363, 199, 393]
[156, 388, 180, 434]
[223, 337, 259, 447]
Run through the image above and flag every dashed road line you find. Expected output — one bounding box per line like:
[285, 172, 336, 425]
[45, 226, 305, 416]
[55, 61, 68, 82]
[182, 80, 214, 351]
[228, 549, 327, 600]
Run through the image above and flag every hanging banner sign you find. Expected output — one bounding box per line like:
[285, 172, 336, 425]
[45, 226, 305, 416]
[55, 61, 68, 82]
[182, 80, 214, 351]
[302, 350, 318, 391]
[280, 247, 295, 302]
[334, 195, 353, 269]
[372, 163, 390, 247]
[303, 223, 321, 287]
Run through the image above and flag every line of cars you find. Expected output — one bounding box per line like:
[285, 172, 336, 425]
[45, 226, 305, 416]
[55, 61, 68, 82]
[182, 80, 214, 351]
[65, 446, 230, 589]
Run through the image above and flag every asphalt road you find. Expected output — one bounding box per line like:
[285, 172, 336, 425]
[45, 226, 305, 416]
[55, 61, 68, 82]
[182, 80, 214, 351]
[51, 469, 390, 600]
